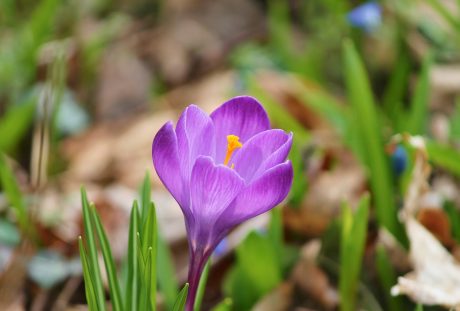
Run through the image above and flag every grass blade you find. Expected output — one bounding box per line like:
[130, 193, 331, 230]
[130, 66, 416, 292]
[81, 188, 106, 311]
[126, 201, 140, 311]
[136, 233, 149, 311]
[339, 195, 370, 311]
[0, 155, 30, 234]
[425, 0, 460, 31]
[406, 53, 432, 135]
[426, 140, 460, 177]
[172, 283, 189, 311]
[141, 203, 158, 310]
[79, 237, 99, 311]
[157, 229, 179, 310]
[0, 100, 36, 153]
[375, 245, 405, 311]
[140, 172, 151, 223]
[90, 204, 123, 311]
[136, 244, 154, 311]
[382, 48, 410, 129]
[343, 39, 405, 245]
[292, 77, 350, 138]
[211, 298, 232, 311]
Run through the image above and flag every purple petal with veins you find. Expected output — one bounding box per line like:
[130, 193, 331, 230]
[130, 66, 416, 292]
[151, 95, 293, 311]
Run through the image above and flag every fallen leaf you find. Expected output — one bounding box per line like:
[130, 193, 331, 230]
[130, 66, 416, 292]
[392, 218, 460, 308]
[252, 282, 293, 311]
[290, 241, 338, 310]
[417, 207, 454, 247]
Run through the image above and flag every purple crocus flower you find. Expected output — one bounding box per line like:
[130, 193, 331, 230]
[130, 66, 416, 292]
[347, 1, 381, 32]
[152, 96, 293, 310]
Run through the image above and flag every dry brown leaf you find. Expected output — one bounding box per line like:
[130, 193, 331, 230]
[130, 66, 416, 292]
[290, 241, 338, 310]
[137, 0, 264, 85]
[96, 45, 152, 121]
[417, 208, 454, 247]
[391, 135, 460, 308]
[252, 282, 293, 311]
[392, 218, 460, 309]
[284, 155, 365, 236]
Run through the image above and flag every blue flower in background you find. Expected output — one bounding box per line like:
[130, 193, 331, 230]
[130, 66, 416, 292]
[347, 2, 382, 32]
[391, 145, 408, 177]
[213, 238, 228, 257]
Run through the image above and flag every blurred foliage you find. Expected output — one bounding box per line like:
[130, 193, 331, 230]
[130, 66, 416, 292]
[3, 0, 460, 310]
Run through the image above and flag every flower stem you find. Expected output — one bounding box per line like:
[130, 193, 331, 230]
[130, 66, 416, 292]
[193, 259, 211, 311]
[185, 250, 209, 311]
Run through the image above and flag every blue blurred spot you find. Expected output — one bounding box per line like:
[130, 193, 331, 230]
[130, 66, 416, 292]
[391, 145, 408, 177]
[214, 238, 228, 257]
[347, 2, 381, 32]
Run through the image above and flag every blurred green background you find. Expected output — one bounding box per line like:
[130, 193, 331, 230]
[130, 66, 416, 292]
[1, 0, 460, 310]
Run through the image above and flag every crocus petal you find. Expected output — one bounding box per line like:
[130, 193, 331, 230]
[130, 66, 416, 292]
[216, 161, 293, 230]
[176, 105, 216, 179]
[152, 122, 185, 209]
[189, 156, 244, 246]
[210, 96, 270, 163]
[232, 129, 293, 183]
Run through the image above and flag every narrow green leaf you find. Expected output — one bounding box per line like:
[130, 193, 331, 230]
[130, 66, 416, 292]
[236, 232, 281, 296]
[0, 155, 29, 233]
[126, 201, 140, 311]
[267, 0, 293, 64]
[90, 205, 123, 311]
[375, 245, 405, 311]
[449, 98, 460, 140]
[426, 140, 460, 177]
[406, 53, 432, 135]
[293, 78, 350, 138]
[81, 188, 106, 311]
[140, 172, 151, 223]
[145, 247, 154, 311]
[444, 201, 460, 244]
[157, 229, 179, 310]
[425, 0, 460, 31]
[343, 40, 405, 245]
[267, 207, 284, 270]
[172, 283, 189, 311]
[136, 237, 154, 311]
[141, 203, 157, 310]
[79, 237, 99, 311]
[339, 195, 370, 311]
[194, 260, 210, 311]
[223, 265, 258, 310]
[0, 100, 36, 153]
[136, 233, 149, 311]
[382, 48, 410, 131]
[288, 141, 308, 207]
[211, 298, 232, 311]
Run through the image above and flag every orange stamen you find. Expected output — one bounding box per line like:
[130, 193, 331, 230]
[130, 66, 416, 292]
[224, 135, 242, 166]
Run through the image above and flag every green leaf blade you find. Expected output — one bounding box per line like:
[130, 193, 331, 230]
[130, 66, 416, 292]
[126, 201, 140, 311]
[342, 40, 405, 245]
[79, 237, 100, 311]
[339, 195, 370, 311]
[90, 205, 123, 311]
[81, 188, 106, 311]
[172, 283, 189, 311]
[0, 155, 29, 233]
